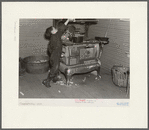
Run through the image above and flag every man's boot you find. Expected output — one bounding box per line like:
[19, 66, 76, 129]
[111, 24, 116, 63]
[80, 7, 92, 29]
[52, 72, 62, 83]
[42, 75, 54, 88]
[42, 79, 52, 88]
[52, 75, 62, 83]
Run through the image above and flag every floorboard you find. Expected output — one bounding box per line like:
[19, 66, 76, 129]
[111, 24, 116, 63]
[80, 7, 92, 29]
[19, 69, 129, 99]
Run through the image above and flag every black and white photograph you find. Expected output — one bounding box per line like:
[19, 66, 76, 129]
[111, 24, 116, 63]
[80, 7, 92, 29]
[19, 18, 130, 99]
[2, 2, 147, 128]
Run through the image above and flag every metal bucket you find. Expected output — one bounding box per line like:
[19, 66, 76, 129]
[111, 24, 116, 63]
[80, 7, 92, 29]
[23, 55, 50, 74]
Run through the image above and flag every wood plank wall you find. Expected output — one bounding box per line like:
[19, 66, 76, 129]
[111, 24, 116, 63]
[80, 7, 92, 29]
[88, 19, 130, 72]
[19, 19, 53, 58]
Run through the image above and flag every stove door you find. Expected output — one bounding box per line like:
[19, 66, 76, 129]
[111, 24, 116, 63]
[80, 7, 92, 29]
[79, 44, 99, 61]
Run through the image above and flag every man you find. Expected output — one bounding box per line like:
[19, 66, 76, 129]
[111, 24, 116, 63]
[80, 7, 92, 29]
[42, 19, 74, 88]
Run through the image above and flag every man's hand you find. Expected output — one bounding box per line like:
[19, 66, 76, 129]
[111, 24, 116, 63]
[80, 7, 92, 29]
[64, 19, 75, 25]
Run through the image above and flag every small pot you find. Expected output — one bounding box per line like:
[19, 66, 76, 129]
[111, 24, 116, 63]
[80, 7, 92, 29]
[72, 36, 83, 43]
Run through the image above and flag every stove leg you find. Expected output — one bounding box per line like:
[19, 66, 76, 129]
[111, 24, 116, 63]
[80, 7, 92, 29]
[64, 69, 72, 86]
[66, 75, 71, 86]
[97, 66, 101, 79]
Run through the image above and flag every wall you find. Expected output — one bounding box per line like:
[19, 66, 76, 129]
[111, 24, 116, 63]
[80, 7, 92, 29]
[88, 19, 130, 72]
[19, 19, 53, 58]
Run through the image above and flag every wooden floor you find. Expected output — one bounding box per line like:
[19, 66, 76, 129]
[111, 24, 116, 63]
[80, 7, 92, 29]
[19, 69, 129, 99]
